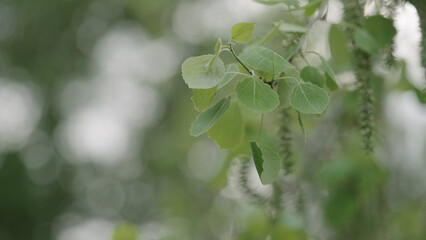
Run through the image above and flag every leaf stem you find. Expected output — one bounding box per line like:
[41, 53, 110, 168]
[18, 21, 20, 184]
[226, 72, 252, 78]
[299, 52, 310, 65]
[275, 76, 302, 84]
[227, 45, 253, 75]
[292, 0, 329, 56]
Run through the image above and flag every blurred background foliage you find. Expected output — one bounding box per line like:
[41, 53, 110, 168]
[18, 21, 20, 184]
[0, 0, 425, 239]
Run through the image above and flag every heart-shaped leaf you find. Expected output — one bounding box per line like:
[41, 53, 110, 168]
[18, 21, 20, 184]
[182, 55, 225, 89]
[231, 22, 256, 43]
[236, 77, 279, 113]
[290, 83, 329, 114]
[239, 46, 295, 75]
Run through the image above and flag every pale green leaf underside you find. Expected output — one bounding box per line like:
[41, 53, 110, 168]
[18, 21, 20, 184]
[251, 141, 281, 185]
[191, 87, 217, 111]
[239, 46, 294, 75]
[231, 22, 255, 43]
[219, 64, 240, 89]
[236, 77, 279, 113]
[290, 83, 329, 114]
[190, 97, 231, 137]
[208, 101, 244, 149]
[182, 55, 225, 89]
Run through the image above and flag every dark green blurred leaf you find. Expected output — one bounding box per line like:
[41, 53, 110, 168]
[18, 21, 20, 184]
[324, 190, 358, 228]
[208, 101, 244, 149]
[354, 27, 380, 54]
[300, 66, 325, 87]
[364, 15, 396, 48]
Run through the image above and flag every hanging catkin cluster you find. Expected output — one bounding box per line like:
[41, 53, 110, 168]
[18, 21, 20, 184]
[408, 0, 426, 69]
[342, 0, 375, 153]
[408, 0, 426, 93]
[278, 107, 293, 174]
[238, 158, 269, 204]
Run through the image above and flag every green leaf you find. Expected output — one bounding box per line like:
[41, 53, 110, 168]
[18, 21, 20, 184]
[300, 66, 325, 87]
[277, 78, 298, 108]
[239, 46, 295, 75]
[259, 23, 280, 45]
[290, 83, 330, 114]
[354, 28, 380, 54]
[208, 101, 244, 149]
[231, 22, 256, 43]
[113, 223, 138, 240]
[318, 55, 338, 90]
[304, 0, 322, 16]
[329, 25, 351, 67]
[215, 38, 222, 55]
[182, 55, 225, 89]
[415, 88, 426, 104]
[190, 97, 231, 137]
[283, 42, 301, 60]
[251, 141, 281, 185]
[236, 77, 280, 113]
[324, 191, 358, 228]
[218, 64, 240, 89]
[278, 22, 309, 33]
[325, 72, 338, 91]
[364, 15, 396, 48]
[191, 86, 217, 111]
